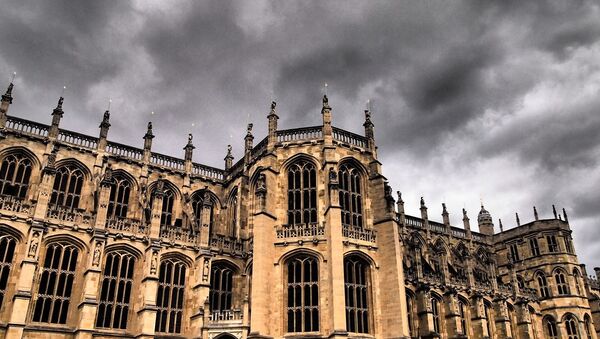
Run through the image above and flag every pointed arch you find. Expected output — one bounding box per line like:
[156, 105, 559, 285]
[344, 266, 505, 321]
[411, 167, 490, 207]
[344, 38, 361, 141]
[0, 146, 42, 169]
[281, 153, 320, 173]
[54, 158, 92, 179]
[104, 242, 143, 259]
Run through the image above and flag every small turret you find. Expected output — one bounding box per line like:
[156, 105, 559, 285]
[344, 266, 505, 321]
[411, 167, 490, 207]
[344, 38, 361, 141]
[477, 204, 494, 236]
[420, 197, 428, 220]
[97, 110, 111, 151]
[267, 101, 278, 147]
[462, 208, 471, 232]
[552, 204, 558, 219]
[442, 203, 450, 226]
[563, 208, 569, 223]
[396, 191, 404, 215]
[363, 108, 375, 151]
[0, 80, 14, 128]
[48, 96, 64, 138]
[244, 123, 254, 164]
[515, 212, 520, 226]
[499, 218, 504, 232]
[533, 206, 539, 221]
[143, 122, 154, 162]
[322, 94, 332, 141]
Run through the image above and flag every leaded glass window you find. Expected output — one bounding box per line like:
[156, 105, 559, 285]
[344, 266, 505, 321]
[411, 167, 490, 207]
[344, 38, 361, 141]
[544, 317, 558, 339]
[107, 175, 131, 219]
[432, 297, 441, 333]
[287, 161, 317, 225]
[160, 189, 174, 227]
[565, 315, 580, 339]
[287, 255, 319, 333]
[96, 252, 134, 329]
[32, 243, 78, 324]
[209, 264, 233, 312]
[537, 273, 550, 298]
[0, 154, 32, 198]
[555, 269, 570, 295]
[155, 259, 186, 333]
[0, 234, 16, 309]
[344, 255, 369, 333]
[50, 166, 84, 209]
[339, 164, 362, 228]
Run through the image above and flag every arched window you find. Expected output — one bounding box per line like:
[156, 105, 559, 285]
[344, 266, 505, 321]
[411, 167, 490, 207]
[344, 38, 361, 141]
[106, 175, 131, 219]
[537, 273, 550, 298]
[484, 302, 493, 337]
[287, 161, 317, 225]
[0, 234, 17, 308]
[50, 165, 84, 209]
[507, 304, 517, 338]
[160, 189, 174, 227]
[431, 296, 441, 334]
[227, 191, 238, 237]
[338, 164, 363, 228]
[573, 269, 583, 296]
[565, 315, 580, 339]
[458, 298, 468, 335]
[96, 251, 135, 329]
[555, 269, 570, 295]
[344, 255, 370, 333]
[0, 154, 32, 198]
[155, 259, 186, 334]
[406, 293, 416, 337]
[287, 255, 319, 333]
[544, 316, 558, 339]
[584, 315, 593, 339]
[210, 264, 234, 312]
[32, 242, 78, 324]
[192, 192, 214, 233]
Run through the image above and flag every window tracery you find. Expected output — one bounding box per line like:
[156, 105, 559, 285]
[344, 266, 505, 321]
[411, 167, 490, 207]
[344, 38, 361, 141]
[0, 153, 32, 198]
[96, 251, 135, 329]
[286, 255, 319, 333]
[287, 161, 317, 225]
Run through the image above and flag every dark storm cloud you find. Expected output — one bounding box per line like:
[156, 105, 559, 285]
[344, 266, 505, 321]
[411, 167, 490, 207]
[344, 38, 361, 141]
[1, 0, 600, 265]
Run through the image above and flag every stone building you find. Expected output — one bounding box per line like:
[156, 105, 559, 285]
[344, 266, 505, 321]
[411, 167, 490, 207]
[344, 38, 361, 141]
[0, 81, 598, 339]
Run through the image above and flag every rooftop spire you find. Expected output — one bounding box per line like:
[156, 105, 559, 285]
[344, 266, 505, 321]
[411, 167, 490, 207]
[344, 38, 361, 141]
[2, 82, 13, 104]
[499, 218, 504, 232]
[516, 212, 520, 226]
[224, 144, 234, 170]
[533, 206, 539, 221]
[563, 208, 569, 222]
[552, 204, 558, 219]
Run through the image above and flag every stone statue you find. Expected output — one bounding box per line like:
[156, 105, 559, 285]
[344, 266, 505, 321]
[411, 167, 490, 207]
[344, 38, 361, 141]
[257, 173, 266, 191]
[328, 167, 337, 182]
[28, 232, 39, 258]
[150, 251, 158, 274]
[202, 258, 210, 282]
[271, 101, 276, 110]
[92, 242, 102, 266]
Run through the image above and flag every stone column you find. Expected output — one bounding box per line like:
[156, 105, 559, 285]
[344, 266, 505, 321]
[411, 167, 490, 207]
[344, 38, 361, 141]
[33, 150, 58, 220]
[515, 301, 534, 339]
[5, 225, 44, 339]
[190, 250, 212, 337]
[322, 95, 333, 145]
[93, 169, 112, 230]
[494, 298, 511, 338]
[136, 245, 161, 338]
[149, 186, 164, 239]
[417, 288, 436, 339]
[0, 82, 14, 129]
[74, 238, 106, 339]
[267, 101, 278, 150]
[470, 296, 489, 339]
[444, 291, 461, 338]
[97, 110, 111, 152]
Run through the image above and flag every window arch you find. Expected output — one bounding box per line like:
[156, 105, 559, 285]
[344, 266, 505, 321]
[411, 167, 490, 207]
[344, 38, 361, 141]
[338, 163, 363, 229]
[286, 254, 319, 333]
[210, 263, 234, 312]
[537, 272, 550, 298]
[50, 165, 84, 209]
[484, 301, 494, 337]
[227, 191, 238, 237]
[155, 259, 186, 334]
[344, 255, 370, 333]
[0, 153, 32, 198]
[158, 189, 175, 227]
[544, 316, 559, 339]
[32, 242, 79, 324]
[584, 314, 593, 339]
[287, 160, 317, 225]
[406, 293, 417, 337]
[565, 314, 580, 339]
[191, 191, 215, 233]
[573, 269, 583, 296]
[457, 298, 469, 335]
[431, 295, 442, 334]
[507, 304, 517, 338]
[0, 234, 17, 309]
[96, 251, 135, 329]
[106, 174, 131, 220]
[555, 269, 570, 295]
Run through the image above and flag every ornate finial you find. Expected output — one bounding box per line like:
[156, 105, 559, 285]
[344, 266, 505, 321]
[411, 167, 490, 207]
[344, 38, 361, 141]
[396, 191, 403, 203]
[56, 96, 64, 110]
[533, 206, 539, 221]
[516, 212, 520, 226]
[188, 133, 193, 143]
[463, 208, 468, 218]
[563, 208, 569, 222]
[442, 203, 448, 214]
[322, 94, 330, 109]
[2, 82, 13, 104]
[226, 144, 232, 156]
[420, 196, 425, 208]
[552, 204, 558, 219]
[499, 218, 504, 232]
[103, 110, 110, 122]
[271, 101, 276, 110]
[247, 123, 253, 134]
[144, 122, 154, 139]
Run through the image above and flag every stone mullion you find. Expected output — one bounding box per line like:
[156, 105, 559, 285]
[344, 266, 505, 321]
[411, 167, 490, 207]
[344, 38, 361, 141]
[5, 225, 44, 339]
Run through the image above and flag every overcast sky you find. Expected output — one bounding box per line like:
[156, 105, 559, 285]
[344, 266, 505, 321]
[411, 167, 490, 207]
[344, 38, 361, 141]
[1, 1, 599, 268]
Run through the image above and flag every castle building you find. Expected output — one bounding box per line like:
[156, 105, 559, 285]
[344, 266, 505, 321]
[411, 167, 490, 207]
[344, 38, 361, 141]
[0, 81, 598, 339]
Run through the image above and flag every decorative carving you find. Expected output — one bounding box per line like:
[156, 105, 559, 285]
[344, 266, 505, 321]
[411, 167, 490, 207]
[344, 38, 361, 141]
[150, 251, 158, 274]
[28, 232, 39, 258]
[92, 242, 102, 266]
[202, 258, 210, 282]
[257, 173, 266, 191]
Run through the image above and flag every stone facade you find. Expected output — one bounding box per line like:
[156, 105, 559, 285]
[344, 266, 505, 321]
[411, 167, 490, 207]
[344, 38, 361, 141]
[0, 82, 598, 339]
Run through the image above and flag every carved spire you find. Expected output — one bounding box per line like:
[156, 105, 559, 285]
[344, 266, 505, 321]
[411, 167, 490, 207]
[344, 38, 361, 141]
[462, 208, 471, 231]
[1, 82, 13, 104]
[420, 196, 428, 220]
[563, 208, 569, 222]
[143, 122, 154, 160]
[267, 100, 279, 146]
[224, 144, 234, 170]
[396, 191, 404, 215]
[363, 107, 375, 151]
[533, 206, 539, 221]
[516, 212, 520, 226]
[499, 218, 504, 232]
[0, 80, 14, 128]
[322, 94, 332, 139]
[442, 203, 450, 226]
[48, 96, 65, 138]
[97, 109, 111, 151]
[552, 204, 558, 219]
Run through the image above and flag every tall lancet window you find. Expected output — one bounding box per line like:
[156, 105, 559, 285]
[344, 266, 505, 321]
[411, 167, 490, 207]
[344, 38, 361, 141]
[160, 189, 174, 227]
[192, 192, 214, 232]
[50, 165, 84, 209]
[32, 242, 78, 324]
[155, 259, 186, 334]
[227, 191, 238, 237]
[0, 153, 32, 198]
[339, 164, 363, 228]
[344, 255, 370, 333]
[287, 161, 317, 225]
[96, 251, 135, 329]
[106, 174, 131, 219]
[209, 264, 233, 312]
[287, 255, 319, 333]
[0, 234, 17, 309]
